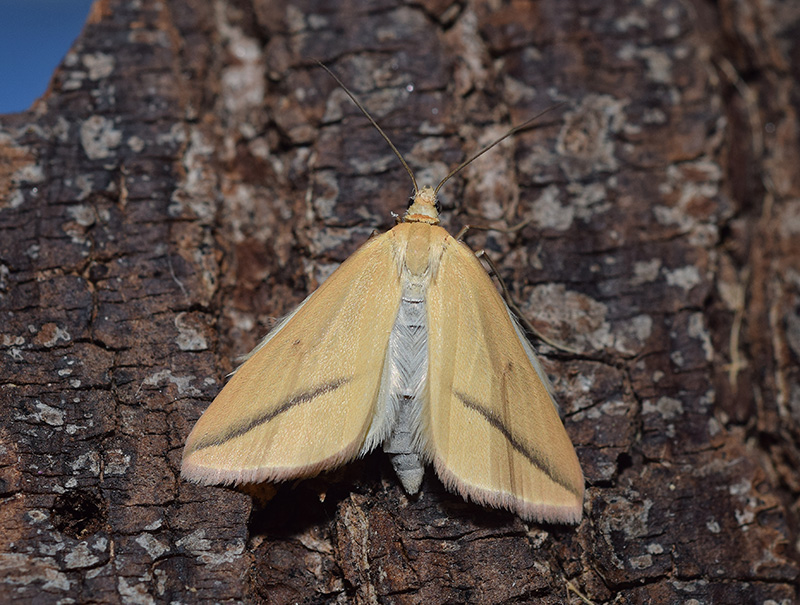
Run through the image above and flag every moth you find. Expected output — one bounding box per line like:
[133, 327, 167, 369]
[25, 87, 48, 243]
[181, 69, 584, 523]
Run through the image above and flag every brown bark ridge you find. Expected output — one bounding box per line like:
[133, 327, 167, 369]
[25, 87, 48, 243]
[1, 0, 798, 602]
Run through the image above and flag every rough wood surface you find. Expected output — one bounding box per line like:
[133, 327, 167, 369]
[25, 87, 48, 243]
[1, 0, 799, 602]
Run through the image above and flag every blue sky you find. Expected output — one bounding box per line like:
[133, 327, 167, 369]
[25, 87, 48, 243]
[0, 0, 94, 114]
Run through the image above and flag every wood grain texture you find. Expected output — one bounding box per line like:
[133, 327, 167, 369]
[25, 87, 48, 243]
[1, 0, 798, 602]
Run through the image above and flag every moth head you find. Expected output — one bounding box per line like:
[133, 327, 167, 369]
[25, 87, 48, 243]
[404, 186, 440, 225]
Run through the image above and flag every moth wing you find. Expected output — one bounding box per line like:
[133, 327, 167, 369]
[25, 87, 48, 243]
[182, 232, 402, 485]
[425, 239, 584, 523]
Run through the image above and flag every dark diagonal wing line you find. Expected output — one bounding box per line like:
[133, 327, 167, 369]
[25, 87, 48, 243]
[454, 390, 581, 497]
[190, 377, 353, 452]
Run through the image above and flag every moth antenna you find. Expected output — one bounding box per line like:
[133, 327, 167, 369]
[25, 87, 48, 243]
[317, 61, 419, 195]
[433, 102, 567, 198]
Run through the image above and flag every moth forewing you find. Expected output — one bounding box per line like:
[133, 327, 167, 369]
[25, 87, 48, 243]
[422, 236, 584, 523]
[181, 234, 402, 485]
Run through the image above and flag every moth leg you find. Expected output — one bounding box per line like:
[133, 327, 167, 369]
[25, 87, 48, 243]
[455, 217, 531, 242]
[475, 249, 582, 356]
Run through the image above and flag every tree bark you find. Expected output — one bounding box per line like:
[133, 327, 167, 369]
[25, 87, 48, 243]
[1, 0, 798, 602]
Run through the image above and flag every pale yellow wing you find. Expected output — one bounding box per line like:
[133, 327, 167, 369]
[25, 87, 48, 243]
[425, 239, 584, 523]
[182, 232, 402, 485]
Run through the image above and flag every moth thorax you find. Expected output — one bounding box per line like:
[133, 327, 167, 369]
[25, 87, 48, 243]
[404, 185, 440, 225]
